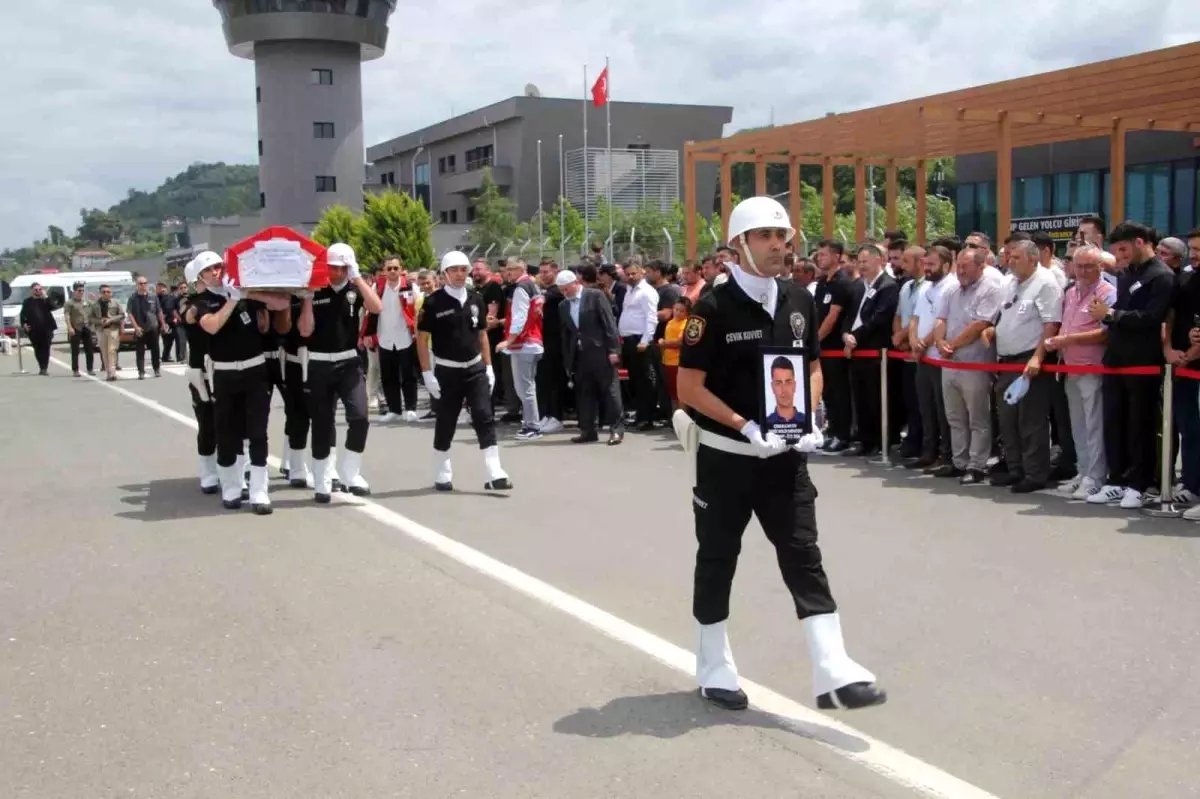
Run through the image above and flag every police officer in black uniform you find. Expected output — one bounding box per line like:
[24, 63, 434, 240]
[195, 260, 279, 515]
[417, 250, 511, 492]
[676, 197, 885, 712]
[280, 294, 314, 488]
[297, 242, 381, 502]
[183, 252, 221, 495]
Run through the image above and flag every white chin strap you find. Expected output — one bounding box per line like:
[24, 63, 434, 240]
[738, 234, 770, 277]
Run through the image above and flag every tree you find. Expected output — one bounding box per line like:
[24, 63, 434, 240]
[311, 204, 363, 249]
[48, 226, 65, 246]
[466, 167, 517, 252]
[357, 190, 434, 269]
[545, 196, 586, 256]
[77, 208, 122, 246]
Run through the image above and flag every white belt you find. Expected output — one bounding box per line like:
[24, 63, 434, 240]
[698, 429, 787, 458]
[263, 350, 280, 360]
[307, 349, 359, 362]
[210, 354, 266, 371]
[285, 353, 303, 364]
[434, 355, 482, 369]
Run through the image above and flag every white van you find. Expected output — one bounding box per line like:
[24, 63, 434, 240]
[2, 271, 136, 341]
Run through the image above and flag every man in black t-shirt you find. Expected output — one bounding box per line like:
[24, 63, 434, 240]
[812, 240, 854, 451]
[417, 250, 511, 492]
[676, 196, 884, 713]
[297, 242, 382, 503]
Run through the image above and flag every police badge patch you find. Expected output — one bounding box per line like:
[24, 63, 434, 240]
[470, 304, 479, 326]
[789, 311, 806, 342]
[346, 290, 357, 313]
[684, 315, 706, 345]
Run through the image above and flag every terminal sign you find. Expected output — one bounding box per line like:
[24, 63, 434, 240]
[1012, 213, 1096, 242]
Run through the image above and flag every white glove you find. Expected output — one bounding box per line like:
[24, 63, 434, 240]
[740, 420, 787, 459]
[222, 276, 241, 302]
[347, 259, 361, 282]
[793, 428, 825, 454]
[486, 364, 496, 392]
[423, 370, 441, 399]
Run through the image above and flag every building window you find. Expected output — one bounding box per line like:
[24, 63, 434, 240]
[438, 156, 446, 174]
[465, 145, 494, 172]
[466, 205, 477, 223]
[313, 122, 335, 139]
[439, 155, 456, 174]
[257, 139, 263, 156]
[315, 176, 337, 193]
[627, 143, 651, 150]
[1012, 176, 1050, 219]
[260, 192, 266, 208]
[449, 209, 458, 224]
[415, 162, 430, 186]
[256, 86, 261, 103]
[311, 69, 333, 85]
[1125, 162, 1171, 233]
[440, 211, 448, 224]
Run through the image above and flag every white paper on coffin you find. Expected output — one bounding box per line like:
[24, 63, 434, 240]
[238, 239, 313, 289]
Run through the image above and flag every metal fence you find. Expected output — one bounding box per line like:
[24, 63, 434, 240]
[564, 147, 679, 218]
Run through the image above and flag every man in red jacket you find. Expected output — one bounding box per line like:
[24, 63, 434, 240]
[361, 255, 420, 422]
[495, 257, 545, 440]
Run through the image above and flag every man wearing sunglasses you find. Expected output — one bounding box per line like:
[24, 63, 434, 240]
[126, 276, 165, 379]
[362, 255, 420, 423]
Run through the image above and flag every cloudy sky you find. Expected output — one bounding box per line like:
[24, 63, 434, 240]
[2, 0, 1198, 250]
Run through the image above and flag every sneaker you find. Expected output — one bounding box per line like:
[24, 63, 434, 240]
[404, 410, 418, 423]
[1087, 485, 1125, 504]
[1182, 504, 1200, 521]
[515, 426, 542, 441]
[379, 412, 403, 423]
[1071, 477, 1099, 501]
[1118, 488, 1147, 510]
[1060, 475, 1083, 496]
[1171, 487, 1200, 505]
[539, 417, 564, 434]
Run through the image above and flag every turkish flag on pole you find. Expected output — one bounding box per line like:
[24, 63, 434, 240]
[591, 67, 609, 107]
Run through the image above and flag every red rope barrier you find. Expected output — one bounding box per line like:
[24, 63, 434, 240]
[820, 349, 1162, 377]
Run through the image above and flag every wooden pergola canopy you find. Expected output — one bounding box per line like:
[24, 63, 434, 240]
[682, 41, 1200, 258]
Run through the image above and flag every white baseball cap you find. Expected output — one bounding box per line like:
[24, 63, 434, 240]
[555, 270, 578, 288]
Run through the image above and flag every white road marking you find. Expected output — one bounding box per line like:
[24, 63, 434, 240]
[49, 355, 1002, 799]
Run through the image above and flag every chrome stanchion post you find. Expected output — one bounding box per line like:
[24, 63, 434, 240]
[875, 351, 890, 466]
[1143, 363, 1180, 518]
[15, 323, 27, 374]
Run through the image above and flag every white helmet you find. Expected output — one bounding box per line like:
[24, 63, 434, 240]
[440, 250, 470, 272]
[326, 242, 357, 268]
[185, 250, 223, 283]
[727, 196, 795, 246]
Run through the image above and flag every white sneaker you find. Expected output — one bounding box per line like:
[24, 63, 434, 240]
[1118, 488, 1147, 510]
[1060, 475, 1083, 496]
[380, 412, 403, 423]
[539, 417, 564, 434]
[1183, 504, 1200, 521]
[404, 410, 418, 423]
[1087, 485, 1124, 504]
[1070, 477, 1098, 501]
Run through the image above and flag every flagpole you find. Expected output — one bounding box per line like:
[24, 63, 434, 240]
[605, 55, 613, 264]
[578, 64, 583, 255]
[537, 138, 544, 260]
[558, 134, 565, 267]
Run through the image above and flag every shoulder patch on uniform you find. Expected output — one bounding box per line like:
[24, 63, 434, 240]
[684, 315, 706, 345]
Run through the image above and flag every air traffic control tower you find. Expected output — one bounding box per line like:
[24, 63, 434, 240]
[213, 1, 395, 227]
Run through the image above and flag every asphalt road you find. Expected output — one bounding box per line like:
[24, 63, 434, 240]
[2, 346, 1199, 799]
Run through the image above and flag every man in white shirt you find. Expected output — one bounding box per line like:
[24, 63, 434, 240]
[907, 244, 955, 471]
[616, 261, 660, 430]
[372, 256, 420, 423]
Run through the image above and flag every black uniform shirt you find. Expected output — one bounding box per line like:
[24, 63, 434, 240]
[196, 290, 264, 363]
[417, 288, 487, 363]
[308, 282, 363, 354]
[284, 296, 307, 355]
[180, 292, 209, 369]
[1168, 270, 1200, 362]
[813, 269, 855, 351]
[680, 277, 820, 441]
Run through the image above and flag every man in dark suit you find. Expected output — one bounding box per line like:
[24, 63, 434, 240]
[558, 270, 624, 445]
[841, 242, 900, 456]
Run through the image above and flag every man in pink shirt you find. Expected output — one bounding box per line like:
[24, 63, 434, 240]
[1043, 244, 1116, 499]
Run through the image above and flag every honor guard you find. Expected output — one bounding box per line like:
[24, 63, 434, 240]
[676, 196, 886, 712]
[280, 294, 313, 488]
[416, 251, 511, 492]
[195, 263, 277, 515]
[182, 252, 221, 495]
[260, 292, 289, 477]
[297, 242, 382, 502]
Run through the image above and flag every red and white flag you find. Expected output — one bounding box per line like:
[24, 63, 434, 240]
[591, 67, 609, 107]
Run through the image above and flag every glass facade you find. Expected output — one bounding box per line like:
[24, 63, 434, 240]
[217, 0, 395, 20]
[956, 160, 1200, 241]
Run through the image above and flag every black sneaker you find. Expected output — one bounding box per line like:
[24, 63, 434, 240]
[931, 463, 964, 478]
[959, 470, 986, 485]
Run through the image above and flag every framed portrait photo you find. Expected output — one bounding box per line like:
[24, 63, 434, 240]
[760, 347, 812, 442]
